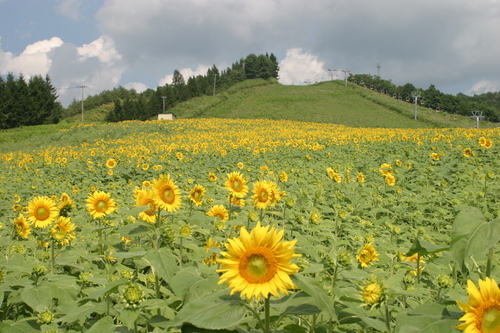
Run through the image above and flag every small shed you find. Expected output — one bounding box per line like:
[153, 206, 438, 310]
[158, 113, 176, 120]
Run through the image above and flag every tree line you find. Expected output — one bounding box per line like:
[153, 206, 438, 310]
[349, 74, 500, 122]
[0, 73, 62, 129]
[60, 53, 279, 122]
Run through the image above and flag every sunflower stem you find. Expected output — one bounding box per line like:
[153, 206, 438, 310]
[50, 239, 55, 274]
[264, 297, 271, 333]
[486, 246, 494, 278]
[384, 299, 391, 333]
[154, 208, 162, 250]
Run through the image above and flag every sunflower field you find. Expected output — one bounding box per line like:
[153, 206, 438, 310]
[0, 118, 499, 333]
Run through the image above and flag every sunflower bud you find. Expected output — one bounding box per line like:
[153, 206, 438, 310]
[37, 309, 54, 324]
[32, 264, 47, 276]
[122, 283, 144, 307]
[437, 274, 451, 288]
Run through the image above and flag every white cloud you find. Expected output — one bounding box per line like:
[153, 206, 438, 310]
[0, 37, 63, 77]
[466, 80, 500, 96]
[55, 0, 83, 20]
[77, 35, 121, 66]
[278, 48, 337, 85]
[159, 64, 210, 86]
[124, 82, 148, 93]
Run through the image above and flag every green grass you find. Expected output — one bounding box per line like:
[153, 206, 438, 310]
[172, 79, 496, 129]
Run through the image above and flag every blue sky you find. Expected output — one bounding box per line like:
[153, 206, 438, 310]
[1, 0, 500, 107]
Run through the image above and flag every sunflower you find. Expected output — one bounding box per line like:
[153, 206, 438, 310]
[479, 137, 487, 147]
[485, 139, 493, 149]
[237, 162, 244, 169]
[362, 282, 383, 306]
[208, 172, 218, 182]
[217, 221, 301, 301]
[456, 277, 500, 333]
[106, 158, 117, 168]
[225, 171, 249, 198]
[151, 174, 181, 213]
[357, 243, 380, 267]
[279, 171, 288, 183]
[252, 180, 274, 210]
[463, 148, 473, 157]
[204, 237, 221, 266]
[27, 196, 59, 228]
[50, 216, 76, 245]
[207, 205, 229, 222]
[357, 172, 365, 183]
[189, 184, 206, 207]
[86, 191, 117, 219]
[13, 214, 31, 239]
[385, 173, 396, 186]
[58, 193, 75, 217]
[430, 152, 440, 161]
[134, 189, 157, 223]
[379, 163, 392, 175]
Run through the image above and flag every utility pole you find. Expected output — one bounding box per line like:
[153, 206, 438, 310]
[411, 91, 421, 120]
[342, 69, 350, 86]
[213, 74, 218, 96]
[470, 110, 484, 129]
[161, 96, 166, 113]
[78, 85, 87, 122]
[377, 63, 381, 77]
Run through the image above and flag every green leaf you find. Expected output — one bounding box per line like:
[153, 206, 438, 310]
[450, 207, 500, 268]
[111, 250, 147, 259]
[85, 278, 128, 300]
[118, 307, 140, 329]
[167, 291, 247, 330]
[56, 302, 100, 323]
[291, 274, 337, 320]
[271, 291, 321, 316]
[394, 303, 461, 333]
[0, 319, 41, 333]
[21, 285, 52, 312]
[145, 248, 178, 284]
[85, 316, 116, 333]
[406, 238, 448, 257]
[170, 266, 203, 300]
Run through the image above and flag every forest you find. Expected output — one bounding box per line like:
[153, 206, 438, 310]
[350, 74, 500, 122]
[0, 73, 62, 129]
[1, 52, 500, 128]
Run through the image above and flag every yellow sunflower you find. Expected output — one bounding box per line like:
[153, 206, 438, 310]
[357, 172, 365, 183]
[362, 282, 383, 306]
[385, 173, 396, 186]
[217, 221, 301, 301]
[13, 214, 31, 239]
[463, 148, 473, 157]
[279, 171, 289, 183]
[189, 184, 206, 207]
[479, 137, 487, 147]
[225, 171, 249, 198]
[357, 243, 380, 267]
[430, 152, 440, 161]
[50, 216, 76, 245]
[106, 158, 117, 168]
[207, 205, 229, 222]
[252, 180, 274, 210]
[456, 277, 500, 333]
[379, 163, 393, 175]
[208, 172, 218, 182]
[58, 193, 75, 217]
[485, 139, 493, 149]
[27, 196, 59, 228]
[151, 174, 181, 213]
[86, 191, 117, 219]
[134, 189, 157, 223]
[204, 237, 221, 266]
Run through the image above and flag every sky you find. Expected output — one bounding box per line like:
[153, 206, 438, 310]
[1, 0, 500, 107]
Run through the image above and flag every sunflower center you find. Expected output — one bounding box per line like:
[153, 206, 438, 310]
[35, 206, 50, 220]
[193, 191, 201, 201]
[239, 247, 277, 283]
[232, 179, 243, 192]
[360, 250, 371, 262]
[258, 189, 268, 202]
[481, 305, 500, 333]
[96, 200, 108, 212]
[163, 187, 175, 204]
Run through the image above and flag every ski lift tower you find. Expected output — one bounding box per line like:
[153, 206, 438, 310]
[411, 91, 421, 120]
[470, 111, 484, 129]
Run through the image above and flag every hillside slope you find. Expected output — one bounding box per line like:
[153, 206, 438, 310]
[170, 80, 492, 129]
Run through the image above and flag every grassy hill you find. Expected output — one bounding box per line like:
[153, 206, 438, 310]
[169, 79, 495, 129]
